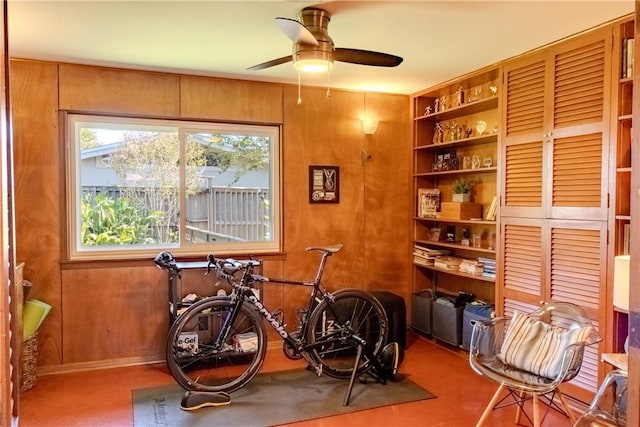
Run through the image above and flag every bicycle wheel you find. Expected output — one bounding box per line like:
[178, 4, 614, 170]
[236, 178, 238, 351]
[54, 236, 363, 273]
[166, 297, 267, 393]
[305, 289, 388, 379]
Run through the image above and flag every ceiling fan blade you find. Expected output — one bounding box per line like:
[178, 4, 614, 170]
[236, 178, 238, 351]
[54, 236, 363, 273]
[247, 55, 293, 71]
[334, 48, 403, 67]
[275, 17, 319, 46]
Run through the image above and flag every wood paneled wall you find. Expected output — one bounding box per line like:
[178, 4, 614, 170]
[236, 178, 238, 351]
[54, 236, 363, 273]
[10, 60, 410, 371]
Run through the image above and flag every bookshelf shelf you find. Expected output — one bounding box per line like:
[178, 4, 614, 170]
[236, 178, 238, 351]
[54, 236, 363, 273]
[413, 263, 496, 283]
[414, 167, 497, 178]
[414, 96, 498, 122]
[414, 134, 497, 151]
[415, 239, 496, 254]
[414, 217, 496, 226]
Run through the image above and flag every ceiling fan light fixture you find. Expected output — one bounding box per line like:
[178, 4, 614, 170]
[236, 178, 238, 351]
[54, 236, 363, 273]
[294, 58, 333, 73]
[294, 47, 333, 73]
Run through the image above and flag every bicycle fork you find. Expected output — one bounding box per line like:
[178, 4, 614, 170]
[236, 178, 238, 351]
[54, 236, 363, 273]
[213, 297, 245, 351]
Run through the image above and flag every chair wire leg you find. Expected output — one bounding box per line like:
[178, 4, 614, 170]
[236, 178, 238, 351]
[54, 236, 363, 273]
[505, 388, 533, 426]
[515, 389, 525, 425]
[476, 384, 506, 427]
[537, 389, 573, 424]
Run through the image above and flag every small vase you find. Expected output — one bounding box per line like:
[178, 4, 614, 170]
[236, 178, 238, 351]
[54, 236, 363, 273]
[452, 193, 471, 203]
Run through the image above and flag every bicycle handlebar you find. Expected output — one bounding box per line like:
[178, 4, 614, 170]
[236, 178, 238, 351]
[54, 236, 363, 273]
[206, 253, 262, 285]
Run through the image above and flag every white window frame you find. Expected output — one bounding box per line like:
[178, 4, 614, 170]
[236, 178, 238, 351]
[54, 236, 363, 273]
[66, 114, 281, 260]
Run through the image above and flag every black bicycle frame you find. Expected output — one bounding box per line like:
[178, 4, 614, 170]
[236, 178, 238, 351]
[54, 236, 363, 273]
[213, 248, 341, 355]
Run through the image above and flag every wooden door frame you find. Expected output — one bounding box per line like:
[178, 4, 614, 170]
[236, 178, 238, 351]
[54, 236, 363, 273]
[0, 0, 16, 424]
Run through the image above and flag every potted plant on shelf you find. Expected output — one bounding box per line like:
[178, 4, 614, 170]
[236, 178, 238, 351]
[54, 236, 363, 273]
[452, 177, 473, 203]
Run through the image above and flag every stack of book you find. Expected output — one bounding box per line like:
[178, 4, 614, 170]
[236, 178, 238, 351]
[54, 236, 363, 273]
[478, 257, 496, 279]
[434, 256, 463, 271]
[413, 245, 450, 266]
[459, 259, 484, 275]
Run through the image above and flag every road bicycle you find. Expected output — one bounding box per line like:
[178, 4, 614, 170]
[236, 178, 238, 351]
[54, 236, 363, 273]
[154, 244, 395, 394]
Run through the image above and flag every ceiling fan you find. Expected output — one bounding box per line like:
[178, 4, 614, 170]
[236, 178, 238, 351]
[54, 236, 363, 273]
[248, 7, 403, 73]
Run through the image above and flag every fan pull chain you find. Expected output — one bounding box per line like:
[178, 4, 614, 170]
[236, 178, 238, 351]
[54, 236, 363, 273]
[297, 72, 302, 105]
[326, 69, 331, 98]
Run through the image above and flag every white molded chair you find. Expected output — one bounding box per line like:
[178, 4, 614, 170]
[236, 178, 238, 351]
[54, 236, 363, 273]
[469, 302, 601, 427]
[574, 369, 627, 427]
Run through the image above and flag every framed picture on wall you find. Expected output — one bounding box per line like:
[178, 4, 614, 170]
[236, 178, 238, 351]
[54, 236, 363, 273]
[309, 165, 340, 203]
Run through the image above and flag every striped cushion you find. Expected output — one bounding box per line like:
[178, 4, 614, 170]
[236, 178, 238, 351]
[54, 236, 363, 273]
[498, 310, 592, 380]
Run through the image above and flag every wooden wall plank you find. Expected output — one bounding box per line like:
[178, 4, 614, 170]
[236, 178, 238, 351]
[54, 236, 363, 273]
[363, 92, 411, 299]
[61, 266, 166, 363]
[10, 60, 63, 367]
[59, 64, 180, 116]
[281, 85, 366, 328]
[180, 76, 283, 123]
[282, 85, 365, 281]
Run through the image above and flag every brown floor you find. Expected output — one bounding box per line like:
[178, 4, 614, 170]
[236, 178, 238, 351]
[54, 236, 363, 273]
[19, 334, 574, 427]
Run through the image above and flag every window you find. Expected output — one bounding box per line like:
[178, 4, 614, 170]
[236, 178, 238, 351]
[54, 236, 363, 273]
[67, 114, 281, 260]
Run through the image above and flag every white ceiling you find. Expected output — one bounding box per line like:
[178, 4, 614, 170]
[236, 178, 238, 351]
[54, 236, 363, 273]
[7, 1, 635, 95]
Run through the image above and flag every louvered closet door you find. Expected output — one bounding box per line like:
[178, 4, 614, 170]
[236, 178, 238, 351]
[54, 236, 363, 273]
[546, 220, 607, 400]
[500, 217, 545, 306]
[548, 29, 611, 221]
[501, 52, 547, 218]
[500, 217, 606, 399]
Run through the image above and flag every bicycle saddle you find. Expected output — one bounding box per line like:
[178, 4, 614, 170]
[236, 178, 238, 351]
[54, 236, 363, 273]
[305, 243, 343, 254]
[154, 251, 176, 269]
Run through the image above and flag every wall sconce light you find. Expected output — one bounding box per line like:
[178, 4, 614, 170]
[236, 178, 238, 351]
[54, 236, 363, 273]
[613, 255, 630, 311]
[362, 117, 378, 135]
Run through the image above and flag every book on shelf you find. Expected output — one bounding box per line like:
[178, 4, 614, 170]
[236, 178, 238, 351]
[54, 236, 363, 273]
[417, 188, 440, 218]
[485, 196, 497, 221]
[623, 223, 630, 255]
[413, 255, 433, 267]
[434, 256, 463, 270]
[414, 245, 450, 257]
[623, 37, 635, 79]
[461, 266, 484, 275]
[477, 257, 496, 276]
[623, 37, 629, 78]
[459, 259, 484, 275]
[477, 257, 496, 265]
[413, 245, 451, 266]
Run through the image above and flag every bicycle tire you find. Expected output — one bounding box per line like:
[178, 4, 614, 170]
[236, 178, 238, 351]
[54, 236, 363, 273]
[305, 289, 388, 379]
[166, 297, 267, 393]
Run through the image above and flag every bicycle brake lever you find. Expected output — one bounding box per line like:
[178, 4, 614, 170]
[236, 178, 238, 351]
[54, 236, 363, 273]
[205, 254, 216, 275]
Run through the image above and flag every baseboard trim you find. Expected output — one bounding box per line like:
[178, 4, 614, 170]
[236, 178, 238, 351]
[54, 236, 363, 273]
[36, 355, 165, 376]
[36, 340, 286, 376]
